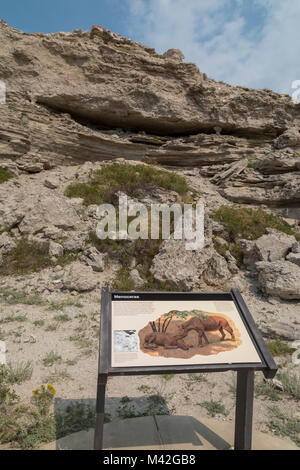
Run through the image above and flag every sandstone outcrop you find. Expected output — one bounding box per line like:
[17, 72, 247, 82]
[1, 21, 300, 211]
[0, 21, 299, 181]
[1, 20, 297, 137]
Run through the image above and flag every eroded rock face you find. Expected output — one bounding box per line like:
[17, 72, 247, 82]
[221, 173, 300, 205]
[256, 260, 300, 300]
[1, 21, 299, 140]
[1, 20, 296, 137]
[260, 321, 300, 341]
[0, 21, 299, 214]
[254, 151, 300, 174]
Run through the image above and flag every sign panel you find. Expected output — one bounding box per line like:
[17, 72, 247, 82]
[94, 288, 277, 451]
[111, 297, 261, 368]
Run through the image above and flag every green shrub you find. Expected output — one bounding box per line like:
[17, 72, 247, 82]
[65, 163, 190, 206]
[0, 368, 55, 449]
[212, 205, 300, 242]
[213, 238, 244, 267]
[198, 400, 229, 417]
[0, 238, 52, 275]
[266, 339, 296, 357]
[0, 365, 19, 404]
[152, 53, 165, 59]
[0, 405, 56, 449]
[55, 402, 96, 439]
[64, 182, 102, 206]
[255, 379, 281, 401]
[0, 238, 76, 276]
[0, 289, 46, 306]
[277, 371, 300, 400]
[110, 269, 136, 291]
[6, 361, 33, 385]
[267, 406, 300, 447]
[42, 351, 62, 367]
[0, 168, 12, 184]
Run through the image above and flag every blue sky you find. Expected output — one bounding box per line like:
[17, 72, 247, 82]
[1, 0, 299, 94]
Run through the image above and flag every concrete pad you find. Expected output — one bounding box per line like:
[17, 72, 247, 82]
[39, 429, 94, 450]
[39, 416, 162, 450]
[103, 416, 163, 450]
[155, 415, 298, 451]
[38, 415, 298, 450]
[155, 415, 232, 450]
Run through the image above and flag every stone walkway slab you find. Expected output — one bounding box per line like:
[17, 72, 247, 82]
[37, 414, 298, 450]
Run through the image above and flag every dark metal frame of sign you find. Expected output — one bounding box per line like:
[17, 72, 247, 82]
[94, 287, 277, 451]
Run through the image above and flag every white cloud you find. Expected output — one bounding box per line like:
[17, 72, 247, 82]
[127, 0, 300, 94]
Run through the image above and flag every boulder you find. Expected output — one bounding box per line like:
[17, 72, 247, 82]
[255, 229, 295, 261]
[274, 127, 300, 151]
[254, 151, 300, 174]
[256, 260, 300, 300]
[259, 321, 300, 341]
[202, 251, 232, 286]
[63, 231, 89, 252]
[129, 269, 144, 288]
[63, 262, 98, 292]
[292, 242, 300, 253]
[224, 250, 239, 274]
[162, 49, 185, 62]
[286, 252, 300, 267]
[44, 177, 59, 189]
[49, 240, 64, 258]
[16, 154, 45, 173]
[42, 225, 64, 240]
[18, 193, 81, 234]
[150, 239, 231, 290]
[82, 246, 106, 272]
[241, 229, 295, 268]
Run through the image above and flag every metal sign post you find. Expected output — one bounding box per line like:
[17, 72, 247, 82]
[94, 287, 277, 451]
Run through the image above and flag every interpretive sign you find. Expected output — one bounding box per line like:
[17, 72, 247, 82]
[94, 288, 277, 451]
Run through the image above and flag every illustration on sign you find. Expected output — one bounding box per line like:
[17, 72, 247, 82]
[111, 299, 261, 367]
[139, 309, 241, 359]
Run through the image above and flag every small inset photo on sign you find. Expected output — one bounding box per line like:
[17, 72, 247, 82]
[114, 330, 138, 353]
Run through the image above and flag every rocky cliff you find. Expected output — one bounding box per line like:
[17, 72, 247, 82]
[1, 20, 300, 207]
